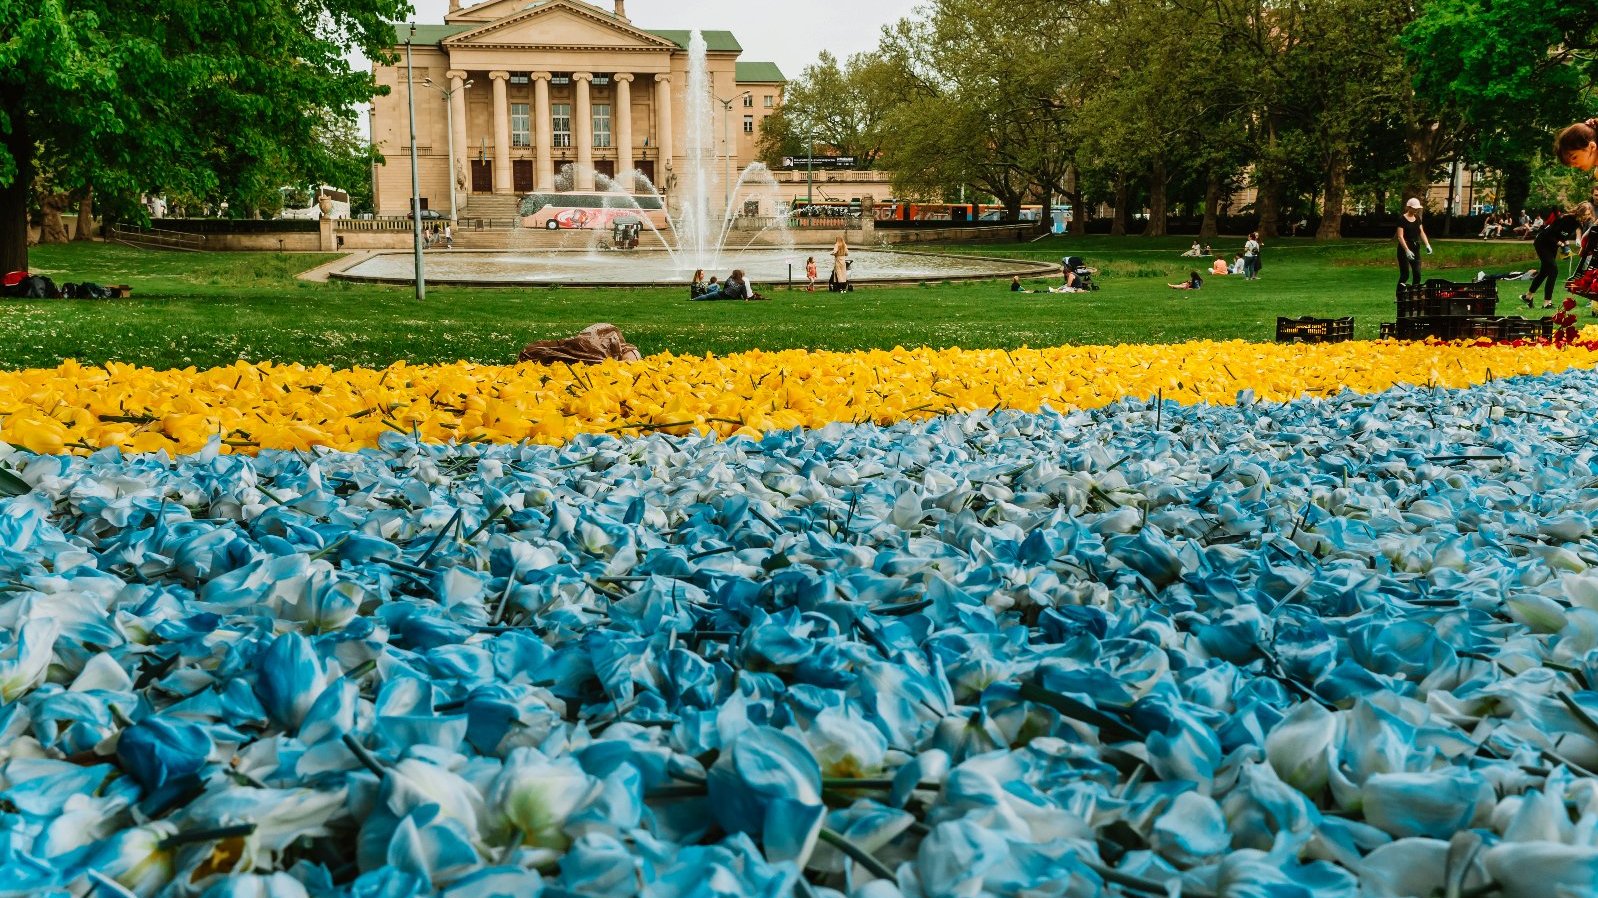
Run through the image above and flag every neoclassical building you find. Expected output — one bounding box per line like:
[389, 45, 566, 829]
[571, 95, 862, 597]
[371, 0, 785, 218]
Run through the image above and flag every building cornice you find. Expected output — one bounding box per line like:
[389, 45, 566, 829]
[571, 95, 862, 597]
[446, 43, 675, 53]
[442, 0, 678, 51]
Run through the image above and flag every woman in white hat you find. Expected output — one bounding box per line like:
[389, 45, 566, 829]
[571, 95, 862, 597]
[1396, 197, 1433, 287]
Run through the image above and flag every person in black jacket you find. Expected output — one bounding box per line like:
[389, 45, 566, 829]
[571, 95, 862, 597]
[1523, 204, 1593, 308]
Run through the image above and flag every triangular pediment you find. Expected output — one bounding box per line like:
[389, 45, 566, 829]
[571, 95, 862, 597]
[444, 0, 676, 50]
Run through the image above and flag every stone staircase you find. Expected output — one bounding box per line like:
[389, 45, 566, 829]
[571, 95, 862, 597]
[461, 194, 525, 222]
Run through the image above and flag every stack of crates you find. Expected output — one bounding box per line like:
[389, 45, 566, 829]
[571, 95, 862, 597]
[1383, 279, 1553, 341]
[1276, 316, 1354, 344]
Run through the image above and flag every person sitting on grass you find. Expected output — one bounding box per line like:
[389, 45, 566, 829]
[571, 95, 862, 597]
[1211, 257, 1229, 277]
[1181, 241, 1203, 257]
[696, 269, 765, 301]
[1168, 270, 1204, 290]
[1201, 244, 1213, 256]
[693, 275, 719, 298]
[1011, 275, 1031, 293]
[689, 269, 709, 299]
[1230, 253, 1246, 275]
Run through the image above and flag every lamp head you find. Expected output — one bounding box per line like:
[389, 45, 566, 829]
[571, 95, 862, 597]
[464, 80, 474, 89]
[423, 77, 434, 85]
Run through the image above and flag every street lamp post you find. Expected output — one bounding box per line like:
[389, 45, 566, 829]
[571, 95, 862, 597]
[715, 91, 751, 215]
[404, 25, 425, 301]
[807, 132, 815, 208]
[422, 76, 474, 226]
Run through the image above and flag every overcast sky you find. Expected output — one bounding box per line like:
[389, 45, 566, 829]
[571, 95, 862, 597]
[395, 0, 923, 79]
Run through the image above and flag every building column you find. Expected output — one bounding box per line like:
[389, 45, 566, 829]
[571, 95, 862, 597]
[615, 74, 634, 183]
[654, 74, 674, 181]
[573, 72, 594, 190]
[532, 71, 554, 191]
[490, 70, 511, 195]
[447, 70, 469, 203]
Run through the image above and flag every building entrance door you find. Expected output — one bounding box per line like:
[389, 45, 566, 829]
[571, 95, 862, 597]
[593, 160, 616, 182]
[512, 160, 534, 193]
[633, 161, 656, 191]
[470, 161, 493, 193]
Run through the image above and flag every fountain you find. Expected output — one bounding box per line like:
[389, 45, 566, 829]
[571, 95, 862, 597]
[335, 31, 1055, 288]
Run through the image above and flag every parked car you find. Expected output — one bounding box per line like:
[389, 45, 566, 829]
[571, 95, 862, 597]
[406, 209, 445, 220]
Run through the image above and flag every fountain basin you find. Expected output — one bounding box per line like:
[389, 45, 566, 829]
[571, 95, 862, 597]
[331, 249, 1058, 288]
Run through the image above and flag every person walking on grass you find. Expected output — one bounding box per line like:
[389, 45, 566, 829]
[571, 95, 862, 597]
[805, 256, 818, 292]
[1396, 198, 1433, 287]
[1522, 203, 1592, 309]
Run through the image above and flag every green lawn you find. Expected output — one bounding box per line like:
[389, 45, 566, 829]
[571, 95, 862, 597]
[6, 236, 1544, 370]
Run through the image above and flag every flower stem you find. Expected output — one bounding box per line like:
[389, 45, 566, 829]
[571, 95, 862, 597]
[817, 827, 895, 880]
[159, 822, 257, 849]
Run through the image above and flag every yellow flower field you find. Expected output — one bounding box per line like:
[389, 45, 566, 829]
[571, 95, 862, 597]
[3, 339, 1597, 455]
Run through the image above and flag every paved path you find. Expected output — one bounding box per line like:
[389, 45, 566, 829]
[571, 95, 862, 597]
[296, 252, 374, 283]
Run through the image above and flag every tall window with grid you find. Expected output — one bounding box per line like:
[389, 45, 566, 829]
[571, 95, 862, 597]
[552, 104, 572, 148]
[511, 104, 530, 147]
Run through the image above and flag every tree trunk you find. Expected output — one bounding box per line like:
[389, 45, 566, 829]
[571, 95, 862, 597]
[1256, 171, 1280, 240]
[74, 188, 95, 241]
[1109, 173, 1128, 237]
[0, 95, 29, 272]
[1405, 125, 1434, 204]
[1200, 168, 1221, 242]
[1439, 159, 1458, 237]
[1065, 164, 1086, 236]
[1316, 156, 1347, 241]
[1503, 160, 1531, 215]
[1144, 157, 1168, 237]
[39, 191, 71, 244]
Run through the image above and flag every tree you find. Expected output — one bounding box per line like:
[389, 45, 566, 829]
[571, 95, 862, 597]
[0, 0, 405, 271]
[1404, 0, 1598, 214]
[1073, 0, 1241, 237]
[878, 0, 1077, 222]
[762, 50, 905, 170]
[755, 108, 805, 169]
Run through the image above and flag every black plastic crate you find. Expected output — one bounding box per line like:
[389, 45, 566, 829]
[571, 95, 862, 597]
[1396, 282, 1499, 318]
[1500, 316, 1556, 342]
[1380, 322, 1397, 340]
[1401, 278, 1500, 301]
[1276, 316, 1354, 344]
[1392, 315, 1504, 341]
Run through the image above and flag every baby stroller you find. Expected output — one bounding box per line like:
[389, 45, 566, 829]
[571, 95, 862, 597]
[1061, 256, 1099, 291]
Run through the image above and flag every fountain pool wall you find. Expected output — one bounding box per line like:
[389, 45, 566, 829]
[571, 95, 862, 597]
[330, 249, 1060, 288]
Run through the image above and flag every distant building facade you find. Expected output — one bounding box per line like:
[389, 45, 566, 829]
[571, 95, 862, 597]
[371, 0, 785, 217]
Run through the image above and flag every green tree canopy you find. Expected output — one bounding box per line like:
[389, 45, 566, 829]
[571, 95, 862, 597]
[0, 0, 406, 270]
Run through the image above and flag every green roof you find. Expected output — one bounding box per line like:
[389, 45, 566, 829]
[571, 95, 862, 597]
[645, 30, 742, 53]
[736, 61, 785, 84]
[394, 23, 474, 46]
